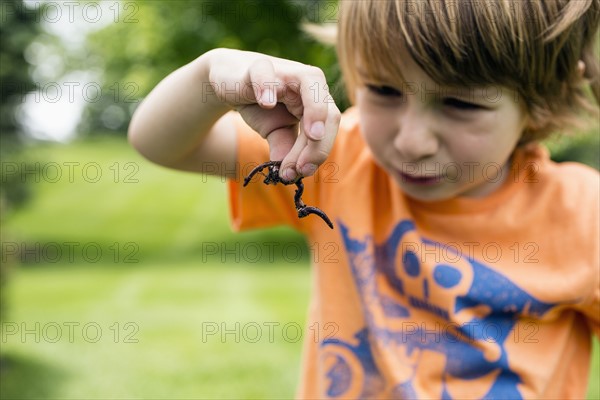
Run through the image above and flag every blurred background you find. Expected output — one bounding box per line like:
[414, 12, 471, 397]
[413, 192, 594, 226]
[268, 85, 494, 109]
[0, 0, 598, 398]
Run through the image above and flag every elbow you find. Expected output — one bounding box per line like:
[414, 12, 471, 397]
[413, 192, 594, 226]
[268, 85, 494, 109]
[127, 116, 162, 166]
[127, 117, 147, 159]
[127, 118, 143, 154]
[127, 116, 187, 170]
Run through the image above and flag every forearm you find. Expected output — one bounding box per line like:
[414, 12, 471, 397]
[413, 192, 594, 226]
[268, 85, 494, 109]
[128, 50, 230, 168]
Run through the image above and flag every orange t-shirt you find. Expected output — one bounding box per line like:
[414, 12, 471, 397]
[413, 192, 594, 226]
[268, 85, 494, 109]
[228, 108, 600, 399]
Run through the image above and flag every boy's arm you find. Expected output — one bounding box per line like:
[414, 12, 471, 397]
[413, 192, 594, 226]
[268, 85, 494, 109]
[128, 51, 236, 176]
[128, 48, 340, 180]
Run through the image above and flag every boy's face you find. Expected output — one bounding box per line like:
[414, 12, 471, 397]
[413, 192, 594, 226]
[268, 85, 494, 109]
[354, 51, 528, 202]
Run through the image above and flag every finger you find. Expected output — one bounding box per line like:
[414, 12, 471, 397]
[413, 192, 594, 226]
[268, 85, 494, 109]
[236, 102, 300, 169]
[296, 66, 331, 141]
[296, 101, 340, 176]
[249, 58, 279, 108]
[266, 125, 298, 165]
[279, 124, 308, 181]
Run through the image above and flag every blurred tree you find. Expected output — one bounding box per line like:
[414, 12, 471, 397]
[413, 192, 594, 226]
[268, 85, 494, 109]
[79, 0, 343, 135]
[547, 130, 600, 170]
[0, 0, 40, 139]
[0, 0, 45, 329]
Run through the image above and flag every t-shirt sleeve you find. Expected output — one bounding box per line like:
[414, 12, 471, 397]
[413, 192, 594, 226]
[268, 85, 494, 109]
[227, 113, 316, 233]
[574, 164, 600, 338]
[583, 202, 600, 338]
[578, 240, 600, 337]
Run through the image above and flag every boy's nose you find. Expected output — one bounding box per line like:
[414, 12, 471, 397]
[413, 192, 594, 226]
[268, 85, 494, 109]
[393, 109, 439, 162]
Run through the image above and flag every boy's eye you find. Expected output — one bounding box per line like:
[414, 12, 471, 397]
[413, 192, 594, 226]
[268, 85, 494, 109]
[443, 98, 482, 110]
[366, 84, 402, 97]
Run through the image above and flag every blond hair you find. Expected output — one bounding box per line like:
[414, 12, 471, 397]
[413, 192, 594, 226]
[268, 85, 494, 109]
[335, 0, 599, 143]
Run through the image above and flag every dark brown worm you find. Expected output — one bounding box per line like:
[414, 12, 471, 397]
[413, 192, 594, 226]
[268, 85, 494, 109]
[243, 161, 334, 229]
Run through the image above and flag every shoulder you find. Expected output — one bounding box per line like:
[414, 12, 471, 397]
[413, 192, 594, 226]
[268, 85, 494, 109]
[548, 160, 599, 188]
[532, 146, 599, 209]
[523, 145, 599, 242]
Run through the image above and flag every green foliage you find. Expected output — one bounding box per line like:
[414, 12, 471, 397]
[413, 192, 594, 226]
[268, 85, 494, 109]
[0, 0, 47, 329]
[546, 128, 600, 170]
[0, 0, 44, 215]
[81, 0, 341, 134]
[0, 0, 42, 137]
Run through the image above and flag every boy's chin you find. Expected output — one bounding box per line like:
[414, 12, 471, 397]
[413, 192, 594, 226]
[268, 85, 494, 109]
[394, 181, 461, 203]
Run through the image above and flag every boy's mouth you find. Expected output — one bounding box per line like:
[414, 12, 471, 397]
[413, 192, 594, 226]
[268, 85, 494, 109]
[397, 171, 443, 186]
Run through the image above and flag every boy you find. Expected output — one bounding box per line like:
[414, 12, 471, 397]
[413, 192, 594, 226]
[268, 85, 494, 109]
[129, 1, 599, 398]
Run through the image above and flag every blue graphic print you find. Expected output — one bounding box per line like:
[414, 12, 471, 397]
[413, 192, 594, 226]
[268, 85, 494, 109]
[320, 220, 556, 399]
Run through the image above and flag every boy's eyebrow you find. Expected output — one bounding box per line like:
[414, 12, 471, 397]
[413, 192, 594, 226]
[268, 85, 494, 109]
[355, 68, 373, 80]
[355, 68, 398, 84]
[355, 67, 368, 77]
[356, 67, 509, 103]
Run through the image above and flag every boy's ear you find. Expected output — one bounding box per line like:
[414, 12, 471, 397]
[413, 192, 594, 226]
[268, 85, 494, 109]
[577, 60, 586, 78]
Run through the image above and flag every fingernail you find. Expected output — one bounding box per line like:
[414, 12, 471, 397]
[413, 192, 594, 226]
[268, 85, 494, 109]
[301, 163, 318, 176]
[260, 89, 275, 105]
[282, 168, 297, 181]
[310, 121, 325, 140]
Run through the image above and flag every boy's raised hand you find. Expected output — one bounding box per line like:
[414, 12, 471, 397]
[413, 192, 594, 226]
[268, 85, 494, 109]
[207, 49, 341, 180]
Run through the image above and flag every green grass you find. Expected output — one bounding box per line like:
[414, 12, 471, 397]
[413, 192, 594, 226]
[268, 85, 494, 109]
[3, 135, 305, 261]
[1, 135, 311, 398]
[1, 135, 599, 398]
[1, 261, 310, 399]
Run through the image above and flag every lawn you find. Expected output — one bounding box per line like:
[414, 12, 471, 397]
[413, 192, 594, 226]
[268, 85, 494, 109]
[1, 261, 310, 399]
[1, 135, 598, 398]
[1, 135, 311, 398]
